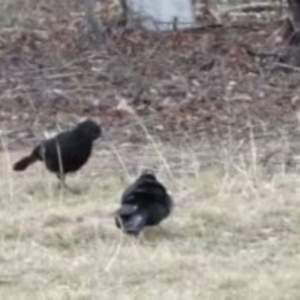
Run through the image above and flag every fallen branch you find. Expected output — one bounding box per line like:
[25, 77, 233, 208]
[221, 2, 287, 14]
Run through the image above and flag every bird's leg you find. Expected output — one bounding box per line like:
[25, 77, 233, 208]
[157, 224, 169, 237]
[59, 174, 69, 191]
[56, 172, 66, 190]
[56, 173, 81, 194]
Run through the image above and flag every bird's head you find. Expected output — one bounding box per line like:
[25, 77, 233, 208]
[139, 168, 156, 181]
[77, 119, 101, 140]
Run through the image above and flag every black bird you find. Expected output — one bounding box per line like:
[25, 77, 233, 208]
[115, 170, 173, 235]
[13, 119, 101, 189]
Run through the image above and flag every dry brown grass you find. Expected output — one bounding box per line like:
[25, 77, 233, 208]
[1, 144, 300, 300]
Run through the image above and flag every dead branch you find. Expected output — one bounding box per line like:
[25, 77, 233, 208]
[221, 2, 286, 14]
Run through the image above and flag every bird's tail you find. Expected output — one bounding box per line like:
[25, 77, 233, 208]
[116, 204, 147, 235]
[13, 153, 38, 171]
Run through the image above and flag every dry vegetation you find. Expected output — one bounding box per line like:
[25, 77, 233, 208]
[3, 145, 300, 299]
[1, 0, 300, 299]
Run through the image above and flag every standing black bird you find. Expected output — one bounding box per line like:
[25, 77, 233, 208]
[115, 170, 173, 235]
[13, 119, 101, 188]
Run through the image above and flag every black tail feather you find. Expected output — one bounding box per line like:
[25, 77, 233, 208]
[116, 205, 147, 235]
[122, 213, 147, 235]
[13, 153, 37, 171]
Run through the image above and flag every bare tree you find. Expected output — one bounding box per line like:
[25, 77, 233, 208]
[278, 0, 300, 65]
[119, 0, 128, 24]
[287, 0, 300, 29]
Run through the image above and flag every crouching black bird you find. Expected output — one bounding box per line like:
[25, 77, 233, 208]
[115, 170, 173, 235]
[13, 119, 101, 189]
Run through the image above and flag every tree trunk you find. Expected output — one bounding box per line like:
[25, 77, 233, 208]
[277, 0, 300, 66]
[81, 0, 106, 45]
[287, 0, 300, 29]
[119, 0, 128, 23]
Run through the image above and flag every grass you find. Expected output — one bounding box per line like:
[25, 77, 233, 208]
[1, 146, 300, 300]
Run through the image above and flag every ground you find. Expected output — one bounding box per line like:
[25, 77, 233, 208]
[2, 147, 300, 299]
[1, 1, 300, 299]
